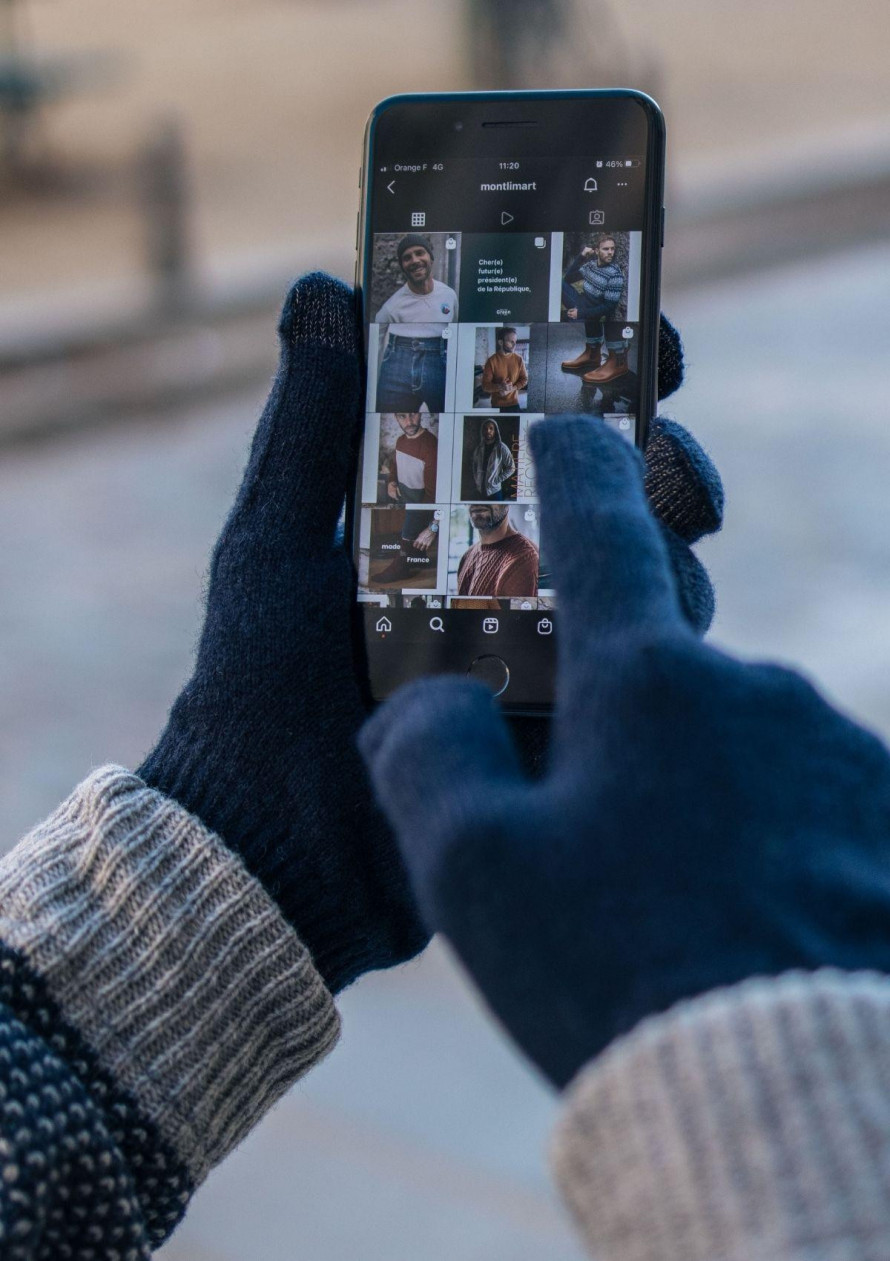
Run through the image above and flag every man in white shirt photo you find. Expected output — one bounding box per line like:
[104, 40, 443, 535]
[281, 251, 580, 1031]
[375, 234, 458, 413]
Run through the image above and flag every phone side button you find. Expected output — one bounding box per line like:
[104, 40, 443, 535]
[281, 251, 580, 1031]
[660, 206, 666, 248]
[466, 654, 510, 697]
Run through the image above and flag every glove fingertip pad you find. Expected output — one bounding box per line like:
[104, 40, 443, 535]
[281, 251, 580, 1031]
[278, 272, 359, 355]
[645, 418, 724, 543]
[657, 315, 685, 401]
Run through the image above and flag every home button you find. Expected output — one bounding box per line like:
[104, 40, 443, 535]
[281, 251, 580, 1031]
[467, 654, 510, 697]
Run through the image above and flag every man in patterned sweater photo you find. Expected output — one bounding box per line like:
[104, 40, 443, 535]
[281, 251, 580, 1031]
[560, 234, 630, 386]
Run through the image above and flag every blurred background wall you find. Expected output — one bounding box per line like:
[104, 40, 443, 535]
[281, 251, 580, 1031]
[1, 2, 889, 1258]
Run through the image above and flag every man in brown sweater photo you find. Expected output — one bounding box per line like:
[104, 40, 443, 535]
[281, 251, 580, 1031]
[456, 503, 539, 598]
[480, 326, 529, 411]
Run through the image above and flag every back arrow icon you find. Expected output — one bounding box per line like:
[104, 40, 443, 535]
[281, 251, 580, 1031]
[501, 211, 514, 225]
[387, 181, 396, 195]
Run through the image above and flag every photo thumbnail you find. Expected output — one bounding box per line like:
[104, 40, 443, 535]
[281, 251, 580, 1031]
[602, 414, 636, 441]
[454, 414, 537, 504]
[477, 324, 529, 411]
[446, 596, 553, 612]
[401, 593, 445, 610]
[447, 597, 507, 611]
[447, 503, 540, 598]
[544, 321, 640, 418]
[359, 506, 444, 593]
[367, 324, 455, 414]
[458, 233, 552, 324]
[369, 231, 460, 324]
[362, 411, 453, 506]
[453, 324, 548, 413]
[559, 230, 640, 325]
[501, 595, 552, 610]
[359, 592, 446, 610]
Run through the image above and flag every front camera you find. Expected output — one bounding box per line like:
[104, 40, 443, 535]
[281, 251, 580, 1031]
[453, 120, 464, 131]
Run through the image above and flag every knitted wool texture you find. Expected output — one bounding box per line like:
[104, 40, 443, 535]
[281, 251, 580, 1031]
[362, 416, 890, 1088]
[139, 274, 429, 992]
[553, 971, 890, 1261]
[0, 765, 342, 1255]
[0, 1005, 152, 1261]
[0, 945, 191, 1250]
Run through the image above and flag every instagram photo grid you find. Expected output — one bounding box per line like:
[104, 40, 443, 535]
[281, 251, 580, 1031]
[357, 227, 641, 606]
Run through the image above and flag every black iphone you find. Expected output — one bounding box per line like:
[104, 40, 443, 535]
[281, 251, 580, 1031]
[350, 90, 665, 714]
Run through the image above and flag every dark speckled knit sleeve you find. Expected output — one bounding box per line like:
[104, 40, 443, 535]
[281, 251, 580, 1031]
[0, 766, 341, 1257]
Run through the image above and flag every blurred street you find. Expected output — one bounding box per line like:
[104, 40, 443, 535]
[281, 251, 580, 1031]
[3, 0, 890, 300]
[1, 239, 888, 1260]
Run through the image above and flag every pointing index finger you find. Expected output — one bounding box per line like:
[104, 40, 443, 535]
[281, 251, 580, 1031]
[529, 417, 684, 647]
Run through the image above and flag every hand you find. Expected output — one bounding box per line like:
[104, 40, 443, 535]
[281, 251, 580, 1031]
[566, 307, 579, 320]
[508, 313, 721, 778]
[138, 274, 428, 993]
[581, 246, 595, 258]
[361, 416, 890, 1088]
[413, 526, 437, 551]
[387, 480, 400, 501]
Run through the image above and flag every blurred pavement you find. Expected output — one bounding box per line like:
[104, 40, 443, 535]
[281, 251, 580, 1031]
[1, 241, 889, 1258]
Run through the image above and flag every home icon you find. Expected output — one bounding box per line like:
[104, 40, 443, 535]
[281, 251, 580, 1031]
[583, 177, 598, 192]
[376, 617, 392, 634]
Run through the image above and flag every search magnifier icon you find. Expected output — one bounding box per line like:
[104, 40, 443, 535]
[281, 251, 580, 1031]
[429, 616, 445, 633]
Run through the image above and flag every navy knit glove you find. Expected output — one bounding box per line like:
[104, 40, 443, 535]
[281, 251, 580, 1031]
[361, 416, 890, 1088]
[139, 274, 429, 992]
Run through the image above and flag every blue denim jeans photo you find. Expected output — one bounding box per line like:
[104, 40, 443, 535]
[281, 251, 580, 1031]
[377, 334, 447, 413]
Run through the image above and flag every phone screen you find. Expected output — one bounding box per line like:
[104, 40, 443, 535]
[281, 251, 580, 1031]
[352, 92, 664, 712]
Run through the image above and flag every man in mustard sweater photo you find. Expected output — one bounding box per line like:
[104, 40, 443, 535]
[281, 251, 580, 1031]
[480, 325, 529, 410]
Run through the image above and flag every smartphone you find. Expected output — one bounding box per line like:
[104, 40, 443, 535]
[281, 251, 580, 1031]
[350, 90, 665, 714]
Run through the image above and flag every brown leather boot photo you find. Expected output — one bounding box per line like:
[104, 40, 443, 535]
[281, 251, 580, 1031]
[582, 348, 629, 385]
[560, 344, 602, 374]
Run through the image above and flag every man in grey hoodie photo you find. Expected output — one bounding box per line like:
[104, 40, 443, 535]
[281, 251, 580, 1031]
[468, 417, 516, 501]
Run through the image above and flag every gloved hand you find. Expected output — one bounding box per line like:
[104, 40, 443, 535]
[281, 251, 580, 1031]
[139, 272, 719, 995]
[139, 273, 428, 992]
[361, 415, 890, 1088]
